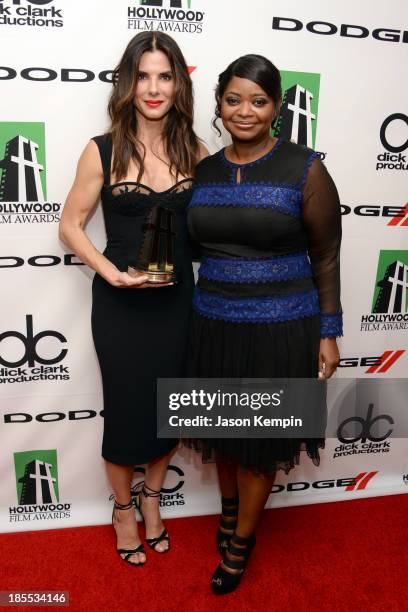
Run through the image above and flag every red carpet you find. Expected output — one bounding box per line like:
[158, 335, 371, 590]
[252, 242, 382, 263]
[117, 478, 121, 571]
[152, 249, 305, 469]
[2, 494, 407, 612]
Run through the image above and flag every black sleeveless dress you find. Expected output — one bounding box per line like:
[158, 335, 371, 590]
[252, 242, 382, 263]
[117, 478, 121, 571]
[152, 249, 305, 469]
[187, 139, 342, 475]
[91, 134, 194, 465]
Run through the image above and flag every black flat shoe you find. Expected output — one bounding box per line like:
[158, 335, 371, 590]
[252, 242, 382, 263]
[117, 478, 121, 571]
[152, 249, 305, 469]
[133, 482, 170, 553]
[110, 496, 146, 567]
[216, 495, 239, 556]
[211, 532, 256, 595]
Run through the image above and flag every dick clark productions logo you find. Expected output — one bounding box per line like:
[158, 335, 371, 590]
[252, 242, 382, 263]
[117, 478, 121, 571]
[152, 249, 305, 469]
[333, 403, 393, 459]
[0, 0, 63, 28]
[0, 314, 70, 384]
[376, 113, 408, 171]
[0, 122, 61, 224]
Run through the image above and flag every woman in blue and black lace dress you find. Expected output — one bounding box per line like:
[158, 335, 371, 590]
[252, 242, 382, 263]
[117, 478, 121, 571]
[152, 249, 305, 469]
[187, 54, 342, 594]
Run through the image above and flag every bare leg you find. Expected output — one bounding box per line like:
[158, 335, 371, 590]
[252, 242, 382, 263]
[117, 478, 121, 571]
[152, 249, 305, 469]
[105, 460, 146, 564]
[236, 468, 275, 537]
[139, 447, 176, 552]
[216, 454, 239, 498]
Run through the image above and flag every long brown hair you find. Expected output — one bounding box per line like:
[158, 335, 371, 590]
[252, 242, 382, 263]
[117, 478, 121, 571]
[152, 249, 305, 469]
[108, 32, 199, 182]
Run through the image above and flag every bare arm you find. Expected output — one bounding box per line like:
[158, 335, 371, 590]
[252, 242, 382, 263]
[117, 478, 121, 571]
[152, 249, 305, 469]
[59, 140, 148, 288]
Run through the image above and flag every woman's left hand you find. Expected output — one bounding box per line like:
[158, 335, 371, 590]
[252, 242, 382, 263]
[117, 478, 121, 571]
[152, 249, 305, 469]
[318, 338, 340, 379]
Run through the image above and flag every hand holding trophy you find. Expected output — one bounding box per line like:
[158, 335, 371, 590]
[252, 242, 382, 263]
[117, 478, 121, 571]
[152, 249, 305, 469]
[128, 205, 177, 287]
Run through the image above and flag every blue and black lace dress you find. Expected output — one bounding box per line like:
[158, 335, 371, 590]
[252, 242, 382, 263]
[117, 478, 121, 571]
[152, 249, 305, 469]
[187, 138, 342, 475]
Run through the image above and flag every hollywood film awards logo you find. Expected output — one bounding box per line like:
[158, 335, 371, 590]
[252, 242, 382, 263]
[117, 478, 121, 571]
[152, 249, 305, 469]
[128, 0, 204, 34]
[0, 0, 63, 28]
[0, 314, 70, 384]
[131, 464, 185, 508]
[360, 250, 408, 332]
[0, 122, 61, 224]
[9, 450, 71, 524]
[376, 113, 408, 172]
[272, 70, 325, 160]
[333, 403, 393, 459]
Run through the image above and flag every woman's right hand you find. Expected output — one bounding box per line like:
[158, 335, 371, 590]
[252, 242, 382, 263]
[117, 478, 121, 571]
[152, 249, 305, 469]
[109, 270, 173, 289]
[59, 141, 175, 289]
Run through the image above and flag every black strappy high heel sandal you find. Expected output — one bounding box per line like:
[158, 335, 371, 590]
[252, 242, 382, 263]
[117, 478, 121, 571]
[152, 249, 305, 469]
[211, 532, 256, 595]
[110, 495, 146, 567]
[217, 495, 239, 556]
[133, 482, 170, 553]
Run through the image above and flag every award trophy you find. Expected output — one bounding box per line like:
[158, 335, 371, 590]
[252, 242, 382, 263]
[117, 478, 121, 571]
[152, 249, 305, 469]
[128, 205, 177, 284]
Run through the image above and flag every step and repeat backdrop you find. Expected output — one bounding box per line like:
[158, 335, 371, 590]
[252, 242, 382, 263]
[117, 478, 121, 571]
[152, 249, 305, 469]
[0, 0, 407, 532]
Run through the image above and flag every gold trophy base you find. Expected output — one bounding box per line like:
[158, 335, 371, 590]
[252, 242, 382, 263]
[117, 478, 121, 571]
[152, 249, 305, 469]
[128, 266, 175, 284]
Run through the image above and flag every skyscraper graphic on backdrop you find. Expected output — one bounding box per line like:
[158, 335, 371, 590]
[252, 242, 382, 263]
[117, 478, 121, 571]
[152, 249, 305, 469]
[0, 136, 44, 201]
[373, 260, 408, 313]
[14, 450, 59, 506]
[273, 71, 320, 149]
[141, 0, 184, 7]
[18, 460, 58, 505]
[275, 84, 315, 148]
[0, 123, 46, 202]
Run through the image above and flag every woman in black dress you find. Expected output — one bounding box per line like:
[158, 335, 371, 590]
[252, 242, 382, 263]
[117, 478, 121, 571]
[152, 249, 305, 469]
[59, 32, 207, 566]
[187, 55, 342, 593]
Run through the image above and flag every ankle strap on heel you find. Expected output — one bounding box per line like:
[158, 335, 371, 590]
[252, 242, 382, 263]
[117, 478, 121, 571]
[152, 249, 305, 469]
[131, 481, 161, 498]
[131, 480, 144, 496]
[109, 494, 134, 511]
[221, 495, 239, 507]
[231, 533, 255, 546]
[221, 506, 238, 518]
[141, 483, 161, 498]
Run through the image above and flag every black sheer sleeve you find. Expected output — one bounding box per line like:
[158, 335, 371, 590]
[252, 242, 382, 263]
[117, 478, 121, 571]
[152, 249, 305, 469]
[302, 158, 343, 338]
